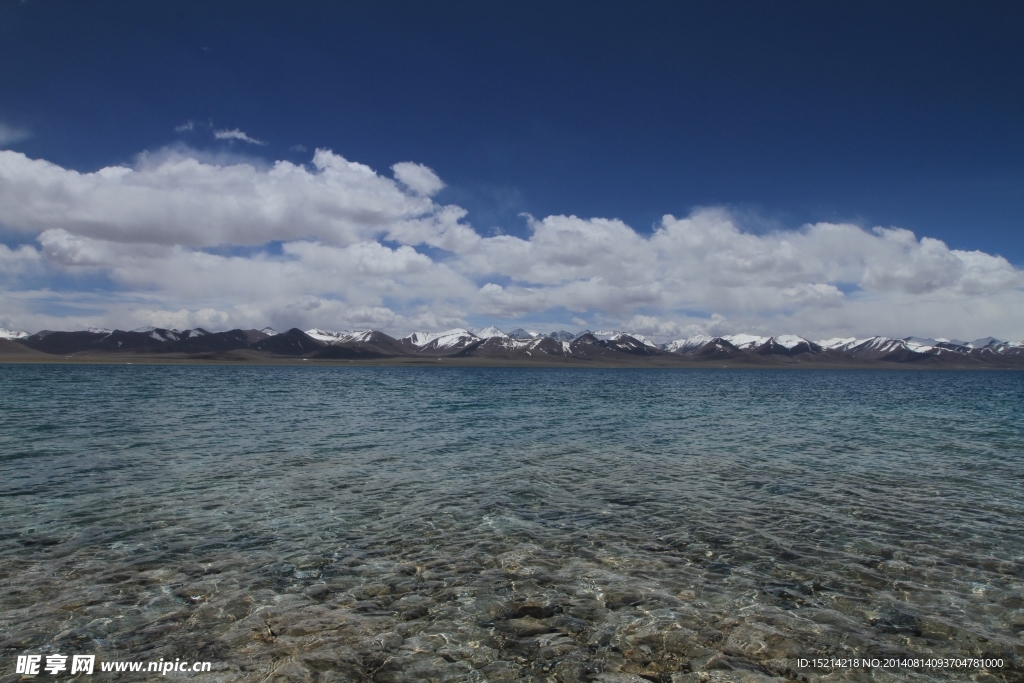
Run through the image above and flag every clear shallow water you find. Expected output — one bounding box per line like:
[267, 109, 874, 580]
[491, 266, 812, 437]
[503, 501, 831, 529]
[0, 365, 1022, 683]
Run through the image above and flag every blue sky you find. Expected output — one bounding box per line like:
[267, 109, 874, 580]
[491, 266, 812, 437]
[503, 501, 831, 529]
[1, 1, 1022, 340]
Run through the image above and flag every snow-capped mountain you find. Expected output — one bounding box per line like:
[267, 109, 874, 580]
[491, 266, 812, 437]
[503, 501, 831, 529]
[968, 337, 998, 349]
[721, 334, 771, 350]
[817, 337, 861, 351]
[305, 329, 378, 344]
[664, 332, 1024, 363]
[132, 326, 182, 342]
[401, 328, 483, 352]
[771, 334, 815, 350]
[753, 336, 821, 355]
[675, 334, 819, 355]
[345, 331, 376, 343]
[593, 330, 659, 348]
[966, 337, 1024, 351]
[4, 322, 1023, 366]
[664, 335, 714, 353]
[304, 328, 347, 343]
[816, 336, 939, 358]
[472, 326, 508, 339]
[475, 335, 554, 353]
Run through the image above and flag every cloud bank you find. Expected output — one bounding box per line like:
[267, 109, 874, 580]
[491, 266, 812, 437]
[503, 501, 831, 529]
[0, 147, 1021, 340]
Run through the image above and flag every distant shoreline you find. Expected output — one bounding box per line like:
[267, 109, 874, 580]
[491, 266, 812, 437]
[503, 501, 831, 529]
[4, 328, 1023, 369]
[1, 349, 1018, 370]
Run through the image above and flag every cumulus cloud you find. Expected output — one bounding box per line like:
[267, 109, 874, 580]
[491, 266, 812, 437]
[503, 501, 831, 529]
[0, 243, 44, 280]
[0, 147, 1021, 340]
[0, 122, 31, 147]
[392, 162, 445, 196]
[0, 149, 438, 247]
[24, 224, 477, 334]
[213, 128, 267, 145]
[452, 210, 1021, 325]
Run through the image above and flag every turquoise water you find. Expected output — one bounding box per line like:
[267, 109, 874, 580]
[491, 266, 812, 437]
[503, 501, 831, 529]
[1, 365, 1022, 682]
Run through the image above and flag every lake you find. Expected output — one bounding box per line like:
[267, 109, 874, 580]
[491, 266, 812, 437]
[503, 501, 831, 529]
[1, 365, 1021, 682]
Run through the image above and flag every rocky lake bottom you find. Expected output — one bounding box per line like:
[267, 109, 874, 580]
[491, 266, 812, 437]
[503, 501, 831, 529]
[1, 365, 1022, 682]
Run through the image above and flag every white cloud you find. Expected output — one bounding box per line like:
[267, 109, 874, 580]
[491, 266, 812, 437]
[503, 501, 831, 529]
[175, 120, 195, 133]
[25, 226, 477, 333]
[453, 210, 1021, 322]
[623, 313, 735, 339]
[0, 148, 440, 247]
[0, 147, 1021, 340]
[130, 307, 229, 331]
[213, 128, 267, 145]
[392, 162, 445, 196]
[0, 122, 30, 147]
[0, 243, 44, 281]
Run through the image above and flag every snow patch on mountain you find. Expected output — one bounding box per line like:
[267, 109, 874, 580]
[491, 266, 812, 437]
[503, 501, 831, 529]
[473, 326, 508, 339]
[305, 328, 378, 344]
[485, 336, 543, 351]
[773, 334, 812, 350]
[903, 339, 935, 353]
[840, 337, 914, 355]
[593, 330, 659, 348]
[405, 328, 480, 349]
[969, 337, 1024, 350]
[664, 335, 714, 353]
[904, 337, 941, 352]
[131, 326, 182, 342]
[817, 337, 862, 350]
[305, 328, 349, 343]
[507, 328, 539, 340]
[722, 334, 770, 350]
[0, 327, 29, 340]
[260, 327, 278, 337]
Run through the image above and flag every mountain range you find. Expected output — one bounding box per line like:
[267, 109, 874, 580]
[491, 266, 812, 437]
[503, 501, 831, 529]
[2, 325, 1023, 367]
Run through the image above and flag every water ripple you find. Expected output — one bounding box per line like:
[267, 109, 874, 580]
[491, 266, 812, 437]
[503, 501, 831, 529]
[1, 366, 1022, 681]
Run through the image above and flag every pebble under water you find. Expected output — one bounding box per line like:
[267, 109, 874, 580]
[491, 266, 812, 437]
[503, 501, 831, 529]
[1, 365, 1023, 683]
